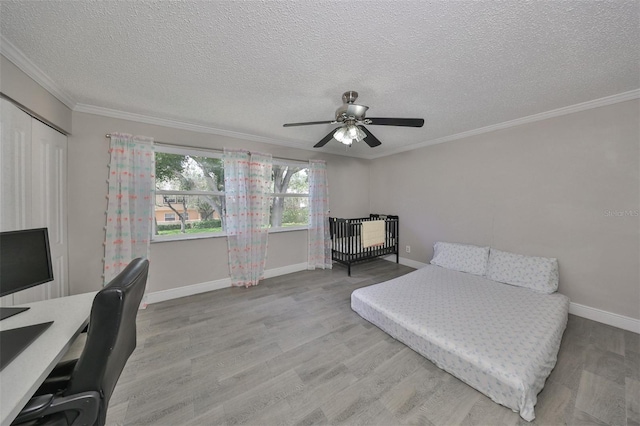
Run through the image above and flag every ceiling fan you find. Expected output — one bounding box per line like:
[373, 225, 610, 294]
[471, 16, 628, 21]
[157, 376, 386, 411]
[283, 91, 425, 148]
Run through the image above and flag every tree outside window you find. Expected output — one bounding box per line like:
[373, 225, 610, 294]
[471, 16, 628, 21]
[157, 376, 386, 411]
[154, 148, 309, 239]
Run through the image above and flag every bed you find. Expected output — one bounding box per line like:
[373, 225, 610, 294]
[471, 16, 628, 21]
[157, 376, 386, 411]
[351, 262, 569, 421]
[330, 214, 399, 276]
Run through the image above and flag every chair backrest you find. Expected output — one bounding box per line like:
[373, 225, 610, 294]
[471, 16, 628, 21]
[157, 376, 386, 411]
[65, 258, 148, 424]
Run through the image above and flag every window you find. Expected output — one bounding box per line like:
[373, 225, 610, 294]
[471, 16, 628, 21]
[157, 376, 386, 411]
[153, 146, 309, 240]
[270, 161, 309, 228]
[154, 146, 225, 239]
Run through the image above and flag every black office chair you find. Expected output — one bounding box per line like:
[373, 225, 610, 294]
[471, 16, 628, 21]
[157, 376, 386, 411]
[12, 258, 149, 426]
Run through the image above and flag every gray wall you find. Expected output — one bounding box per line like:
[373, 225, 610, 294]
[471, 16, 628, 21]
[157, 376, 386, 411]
[371, 100, 640, 319]
[0, 54, 72, 133]
[5, 53, 637, 320]
[68, 111, 371, 294]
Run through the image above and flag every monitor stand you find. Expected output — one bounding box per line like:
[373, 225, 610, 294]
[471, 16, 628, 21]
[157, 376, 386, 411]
[0, 306, 30, 321]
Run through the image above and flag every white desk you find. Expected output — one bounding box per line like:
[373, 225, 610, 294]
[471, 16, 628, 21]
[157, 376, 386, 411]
[0, 292, 97, 426]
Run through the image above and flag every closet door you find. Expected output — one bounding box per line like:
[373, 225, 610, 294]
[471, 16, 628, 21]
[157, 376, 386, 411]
[0, 98, 68, 305]
[0, 98, 32, 232]
[30, 119, 68, 301]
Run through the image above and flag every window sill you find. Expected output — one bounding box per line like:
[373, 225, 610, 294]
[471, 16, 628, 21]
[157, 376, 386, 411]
[269, 226, 307, 234]
[150, 226, 307, 244]
[151, 232, 226, 243]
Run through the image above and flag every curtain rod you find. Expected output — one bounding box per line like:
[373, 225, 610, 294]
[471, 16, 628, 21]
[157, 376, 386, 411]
[105, 134, 310, 164]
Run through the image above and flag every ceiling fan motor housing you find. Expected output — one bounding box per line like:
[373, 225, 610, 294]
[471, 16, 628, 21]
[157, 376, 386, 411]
[335, 104, 369, 122]
[336, 91, 368, 122]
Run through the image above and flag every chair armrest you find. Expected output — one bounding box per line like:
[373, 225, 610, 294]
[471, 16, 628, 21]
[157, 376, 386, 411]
[12, 394, 54, 424]
[34, 360, 77, 396]
[50, 359, 78, 377]
[12, 391, 101, 426]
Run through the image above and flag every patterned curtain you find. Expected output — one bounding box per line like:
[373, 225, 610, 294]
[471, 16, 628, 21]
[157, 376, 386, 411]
[224, 149, 273, 287]
[103, 133, 155, 284]
[308, 159, 332, 270]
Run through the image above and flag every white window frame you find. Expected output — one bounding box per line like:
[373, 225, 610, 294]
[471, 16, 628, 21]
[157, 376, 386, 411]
[153, 146, 225, 242]
[269, 159, 310, 232]
[152, 147, 310, 242]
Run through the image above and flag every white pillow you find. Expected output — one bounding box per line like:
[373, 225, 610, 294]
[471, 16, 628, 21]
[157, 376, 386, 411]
[430, 242, 489, 276]
[486, 248, 559, 294]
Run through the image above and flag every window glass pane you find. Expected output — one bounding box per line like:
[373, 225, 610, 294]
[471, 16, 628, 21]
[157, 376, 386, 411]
[154, 194, 225, 236]
[155, 152, 224, 193]
[270, 196, 308, 228]
[153, 149, 312, 239]
[271, 165, 309, 194]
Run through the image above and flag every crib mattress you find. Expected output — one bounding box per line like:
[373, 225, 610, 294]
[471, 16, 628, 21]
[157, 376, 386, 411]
[350, 265, 569, 421]
[333, 236, 396, 254]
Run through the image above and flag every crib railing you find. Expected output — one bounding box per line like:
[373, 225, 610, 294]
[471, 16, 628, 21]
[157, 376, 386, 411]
[329, 214, 399, 276]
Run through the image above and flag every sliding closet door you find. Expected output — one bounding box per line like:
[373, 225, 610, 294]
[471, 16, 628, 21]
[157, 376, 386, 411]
[0, 98, 32, 232]
[30, 119, 68, 300]
[0, 98, 68, 305]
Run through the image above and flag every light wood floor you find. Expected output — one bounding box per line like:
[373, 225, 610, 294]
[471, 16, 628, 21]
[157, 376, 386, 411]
[69, 260, 639, 425]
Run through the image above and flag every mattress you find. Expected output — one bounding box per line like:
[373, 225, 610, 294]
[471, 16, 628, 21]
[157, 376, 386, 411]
[350, 265, 569, 421]
[333, 235, 396, 254]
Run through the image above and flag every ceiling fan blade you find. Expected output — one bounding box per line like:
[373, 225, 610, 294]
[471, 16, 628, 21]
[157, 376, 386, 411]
[314, 129, 337, 148]
[366, 117, 425, 127]
[283, 120, 334, 127]
[358, 126, 382, 147]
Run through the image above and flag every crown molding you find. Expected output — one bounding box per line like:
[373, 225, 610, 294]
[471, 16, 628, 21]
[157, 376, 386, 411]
[75, 87, 639, 161]
[366, 89, 640, 160]
[0, 35, 77, 109]
[75, 103, 311, 148]
[74, 102, 335, 153]
[73, 102, 368, 158]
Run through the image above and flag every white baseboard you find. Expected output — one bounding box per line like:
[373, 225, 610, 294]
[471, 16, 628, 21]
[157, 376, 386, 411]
[383, 256, 640, 334]
[382, 255, 428, 270]
[144, 257, 640, 334]
[143, 262, 308, 305]
[262, 262, 309, 279]
[569, 302, 639, 334]
[143, 276, 231, 305]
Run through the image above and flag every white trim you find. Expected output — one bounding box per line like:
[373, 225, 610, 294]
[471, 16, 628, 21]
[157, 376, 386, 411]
[367, 89, 640, 160]
[382, 255, 428, 270]
[142, 262, 308, 305]
[0, 35, 77, 109]
[144, 256, 640, 333]
[262, 262, 309, 279]
[150, 226, 306, 243]
[78, 89, 639, 161]
[75, 103, 318, 152]
[569, 302, 640, 334]
[143, 276, 231, 305]
[2, 35, 636, 159]
[155, 143, 223, 158]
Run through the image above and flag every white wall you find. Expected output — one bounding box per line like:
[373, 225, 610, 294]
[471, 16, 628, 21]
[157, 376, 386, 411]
[68, 111, 371, 295]
[371, 99, 640, 320]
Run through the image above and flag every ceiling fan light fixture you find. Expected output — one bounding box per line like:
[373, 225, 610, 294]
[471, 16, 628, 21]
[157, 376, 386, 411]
[334, 124, 366, 146]
[283, 91, 425, 148]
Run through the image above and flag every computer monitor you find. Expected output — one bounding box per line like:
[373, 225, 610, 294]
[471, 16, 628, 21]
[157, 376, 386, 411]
[0, 228, 54, 320]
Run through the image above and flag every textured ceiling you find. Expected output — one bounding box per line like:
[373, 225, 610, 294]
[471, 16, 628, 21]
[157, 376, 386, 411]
[1, 1, 638, 158]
